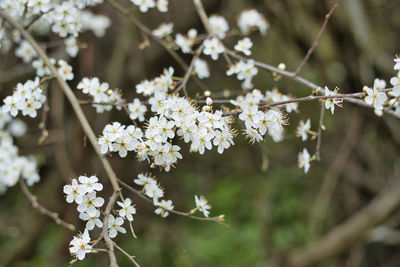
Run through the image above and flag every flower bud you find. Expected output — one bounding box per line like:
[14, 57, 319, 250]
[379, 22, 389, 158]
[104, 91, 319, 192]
[278, 63, 286, 70]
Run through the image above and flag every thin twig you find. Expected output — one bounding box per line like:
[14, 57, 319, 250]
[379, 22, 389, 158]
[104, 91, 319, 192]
[106, 0, 210, 93]
[106, 0, 187, 71]
[222, 92, 362, 117]
[294, 1, 339, 75]
[24, 8, 54, 30]
[117, 178, 227, 225]
[192, 0, 212, 34]
[225, 49, 320, 90]
[113, 241, 141, 267]
[102, 191, 120, 267]
[19, 178, 75, 231]
[174, 44, 204, 95]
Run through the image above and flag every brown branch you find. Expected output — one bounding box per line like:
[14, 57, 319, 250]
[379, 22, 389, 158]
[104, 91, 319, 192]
[344, 97, 400, 119]
[19, 179, 75, 231]
[267, 178, 400, 267]
[222, 92, 362, 117]
[314, 103, 325, 161]
[117, 178, 226, 225]
[225, 49, 320, 90]
[106, 0, 210, 93]
[225, 48, 400, 120]
[106, 0, 187, 71]
[192, 0, 212, 34]
[113, 241, 141, 267]
[294, 1, 339, 75]
[102, 191, 120, 267]
[0, 9, 120, 192]
[174, 44, 204, 95]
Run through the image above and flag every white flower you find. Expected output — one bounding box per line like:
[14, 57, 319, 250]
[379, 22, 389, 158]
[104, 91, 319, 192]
[15, 41, 37, 63]
[298, 148, 311, 173]
[28, 0, 51, 14]
[57, 60, 74, 81]
[390, 71, 400, 97]
[237, 9, 269, 35]
[157, 0, 168, 12]
[155, 199, 174, 218]
[63, 179, 86, 204]
[19, 99, 42, 118]
[77, 192, 105, 217]
[136, 80, 156, 96]
[131, 0, 155, 12]
[78, 175, 103, 194]
[175, 33, 194, 54]
[324, 86, 342, 114]
[226, 60, 258, 89]
[209, 15, 229, 39]
[152, 22, 173, 38]
[374, 78, 386, 90]
[3, 96, 19, 117]
[134, 173, 156, 186]
[203, 37, 224, 60]
[394, 57, 400, 70]
[364, 86, 387, 111]
[194, 58, 210, 79]
[8, 119, 27, 137]
[144, 182, 164, 203]
[128, 98, 147, 122]
[69, 230, 92, 261]
[32, 58, 55, 77]
[79, 209, 103, 231]
[117, 198, 136, 221]
[234, 37, 253, 56]
[296, 119, 311, 141]
[108, 215, 126, 238]
[244, 127, 263, 144]
[195, 195, 211, 217]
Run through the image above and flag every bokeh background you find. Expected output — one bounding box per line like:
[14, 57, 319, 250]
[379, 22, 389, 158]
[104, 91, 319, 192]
[1, 0, 400, 266]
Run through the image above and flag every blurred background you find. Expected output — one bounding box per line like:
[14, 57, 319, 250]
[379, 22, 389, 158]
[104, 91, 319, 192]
[1, 0, 400, 266]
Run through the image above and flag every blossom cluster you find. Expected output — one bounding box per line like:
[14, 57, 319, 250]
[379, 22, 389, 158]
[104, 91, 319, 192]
[134, 173, 173, 217]
[227, 59, 258, 89]
[130, 0, 169, 13]
[64, 175, 136, 260]
[232, 89, 292, 143]
[77, 77, 124, 113]
[2, 78, 46, 118]
[360, 59, 400, 116]
[0, 0, 110, 72]
[0, 128, 39, 193]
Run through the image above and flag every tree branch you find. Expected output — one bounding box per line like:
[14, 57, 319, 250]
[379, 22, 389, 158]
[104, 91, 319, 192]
[19, 178, 75, 231]
[102, 191, 120, 267]
[294, 1, 339, 75]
